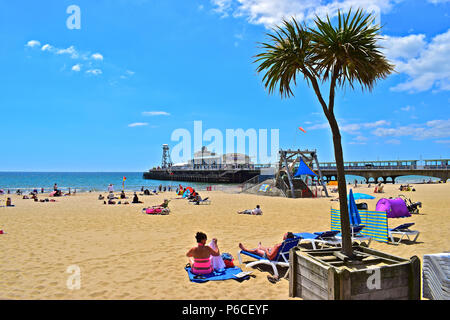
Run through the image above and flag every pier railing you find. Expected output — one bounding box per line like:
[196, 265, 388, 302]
[150, 164, 273, 171]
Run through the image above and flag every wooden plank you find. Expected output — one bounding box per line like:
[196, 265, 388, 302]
[296, 266, 329, 288]
[297, 255, 330, 277]
[298, 277, 329, 300]
[346, 264, 409, 286]
[408, 255, 421, 300]
[289, 247, 298, 298]
[358, 247, 409, 262]
[351, 286, 409, 300]
[328, 267, 338, 300]
[350, 274, 409, 295]
[340, 269, 351, 300]
[300, 284, 327, 300]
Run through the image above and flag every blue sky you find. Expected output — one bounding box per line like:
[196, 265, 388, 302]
[0, 0, 449, 171]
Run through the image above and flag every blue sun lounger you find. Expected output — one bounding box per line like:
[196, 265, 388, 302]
[335, 225, 372, 247]
[237, 237, 300, 278]
[294, 230, 341, 250]
[389, 222, 420, 245]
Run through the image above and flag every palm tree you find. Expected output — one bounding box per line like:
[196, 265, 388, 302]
[254, 8, 394, 258]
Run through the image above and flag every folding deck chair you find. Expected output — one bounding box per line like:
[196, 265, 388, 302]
[294, 230, 341, 250]
[388, 222, 420, 245]
[237, 237, 300, 278]
[335, 225, 372, 247]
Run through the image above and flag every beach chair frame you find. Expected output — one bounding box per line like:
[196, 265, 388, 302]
[388, 228, 420, 245]
[296, 231, 342, 250]
[336, 225, 372, 247]
[237, 238, 299, 278]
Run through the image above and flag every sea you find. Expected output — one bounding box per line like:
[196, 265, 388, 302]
[0, 172, 441, 194]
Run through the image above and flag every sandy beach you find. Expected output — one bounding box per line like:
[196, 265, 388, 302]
[0, 183, 449, 300]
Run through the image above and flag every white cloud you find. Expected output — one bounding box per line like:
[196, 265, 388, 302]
[91, 53, 104, 61]
[142, 111, 171, 116]
[307, 122, 329, 130]
[56, 46, 79, 59]
[86, 69, 102, 76]
[128, 122, 149, 127]
[210, 0, 394, 28]
[400, 105, 413, 112]
[379, 34, 426, 60]
[72, 64, 81, 72]
[388, 29, 450, 92]
[26, 40, 41, 48]
[41, 44, 53, 51]
[349, 135, 368, 145]
[372, 119, 450, 140]
[435, 139, 450, 144]
[309, 120, 390, 134]
[362, 120, 391, 128]
[385, 139, 401, 145]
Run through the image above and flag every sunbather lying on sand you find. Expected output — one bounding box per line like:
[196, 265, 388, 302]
[186, 232, 220, 275]
[237, 205, 262, 215]
[152, 199, 170, 209]
[238, 232, 294, 260]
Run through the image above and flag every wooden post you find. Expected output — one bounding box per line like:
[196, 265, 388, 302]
[340, 268, 351, 300]
[313, 152, 329, 197]
[283, 151, 296, 198]
[408, 255, 421, 300]
[289, 248, 297, 297]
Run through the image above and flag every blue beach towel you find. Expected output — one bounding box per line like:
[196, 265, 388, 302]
[185, 266, 250, 283]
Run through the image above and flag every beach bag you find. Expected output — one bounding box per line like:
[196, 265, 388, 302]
[221, 253, 235, 268]
[209, 240, 226, 271]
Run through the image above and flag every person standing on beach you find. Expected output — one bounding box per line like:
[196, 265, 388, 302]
[108, 184, 114, 193]
[53, 183, 58, 192]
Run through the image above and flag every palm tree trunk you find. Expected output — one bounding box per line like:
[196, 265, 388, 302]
[328, 117, 353, 257]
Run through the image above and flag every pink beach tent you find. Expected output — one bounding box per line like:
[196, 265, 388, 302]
[375, 198, 411, 218]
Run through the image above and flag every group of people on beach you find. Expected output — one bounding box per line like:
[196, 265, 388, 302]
[186, 231, 292, 279]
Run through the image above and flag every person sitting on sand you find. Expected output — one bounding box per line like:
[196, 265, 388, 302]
[152, 199, 170, 209]
[120, 190, 127, 199]
[132, 192, 143, 204]
[98, 194, 104, 200]
[186, 232, 220, 275]
[238, 205, 262, 215]
[6, 198, 14, 207]
[107, 192, 116, 200]
[238, 232, 295, 260]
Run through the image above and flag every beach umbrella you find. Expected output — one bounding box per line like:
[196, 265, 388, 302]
[350, 193, 375, 200]
[348, 189, 362, 226]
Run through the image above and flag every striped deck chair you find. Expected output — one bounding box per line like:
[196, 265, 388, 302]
[237, 237, 300, 278]
[389, 222, 420, 245]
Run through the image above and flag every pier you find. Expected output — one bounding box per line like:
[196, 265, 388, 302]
[317, 159, 449, 183]
[143, 165, 269, 183]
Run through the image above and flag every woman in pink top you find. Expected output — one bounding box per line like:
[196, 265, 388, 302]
[186, 232, 220, 275]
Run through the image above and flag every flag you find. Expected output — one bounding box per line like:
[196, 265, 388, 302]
[123, 177, 127, 181]
[298, 127, 306, 133]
